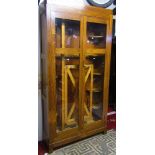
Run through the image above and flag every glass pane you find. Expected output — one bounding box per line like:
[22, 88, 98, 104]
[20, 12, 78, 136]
[56, 56, 79, 132]
[55, 18, 62, 48]
[84, 55, 105, 125]
[56, 18, 80, 48]
[87, 22, 107, 48]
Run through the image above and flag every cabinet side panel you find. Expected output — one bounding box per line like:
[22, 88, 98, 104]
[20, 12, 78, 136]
[41, 13, 48, 92]
[103, 14, 113, 129]
[40, 12, 49, 142]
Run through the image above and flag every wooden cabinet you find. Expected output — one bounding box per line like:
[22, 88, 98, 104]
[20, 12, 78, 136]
[39, 0, 113, 152]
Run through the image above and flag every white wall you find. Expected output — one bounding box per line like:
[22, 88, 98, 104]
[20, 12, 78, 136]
[38, 12, 42, 141]
[38, 89, 42, 141]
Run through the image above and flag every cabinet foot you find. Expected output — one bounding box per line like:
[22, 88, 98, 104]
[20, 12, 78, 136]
[48, 145, 54, 154]
[102, 129, 107, 134]
[47, 143, 54, 154]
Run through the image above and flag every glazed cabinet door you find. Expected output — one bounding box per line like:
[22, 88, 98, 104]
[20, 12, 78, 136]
[82, 16, 112, 130]
[51, 12, 83, 136]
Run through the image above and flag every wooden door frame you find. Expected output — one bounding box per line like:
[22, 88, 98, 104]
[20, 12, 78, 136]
[49, 11, 85, 141]
[82, 15, 113, 131]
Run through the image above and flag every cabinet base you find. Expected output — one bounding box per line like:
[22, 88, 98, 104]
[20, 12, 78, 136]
[47, 127, 107, 153]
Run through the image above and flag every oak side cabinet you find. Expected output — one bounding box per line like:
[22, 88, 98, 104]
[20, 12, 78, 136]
[39, 0, 113, 152]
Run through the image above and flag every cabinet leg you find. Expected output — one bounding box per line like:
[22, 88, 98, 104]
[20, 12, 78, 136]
[47, 143, 54, 154]
[102, 129, 107, 135]
[48, 145, 54, 154]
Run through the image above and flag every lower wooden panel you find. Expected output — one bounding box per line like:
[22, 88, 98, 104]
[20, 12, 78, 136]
[49, 125, 106, 151]
[54, 128, 79, 141]
[83, 120, 105, 132]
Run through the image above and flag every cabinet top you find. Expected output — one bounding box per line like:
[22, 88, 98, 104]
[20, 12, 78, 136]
[39, 0, 113, 17]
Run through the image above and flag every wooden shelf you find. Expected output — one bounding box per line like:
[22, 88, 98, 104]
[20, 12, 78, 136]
[86, 88, 102, 93]
[93, 105, 101, 110]
[85, 49, 106, 56]
[93, 72, 102, 75]
[88, 35, 104, 39]
[65, 65, 79, 69]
